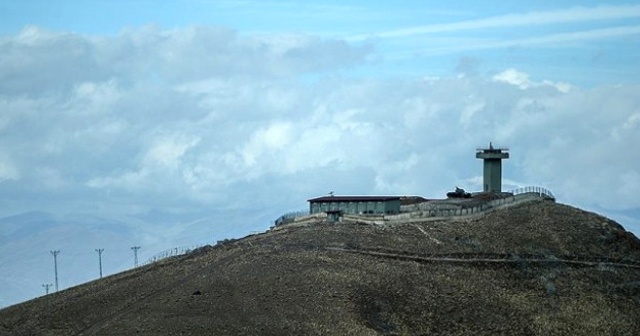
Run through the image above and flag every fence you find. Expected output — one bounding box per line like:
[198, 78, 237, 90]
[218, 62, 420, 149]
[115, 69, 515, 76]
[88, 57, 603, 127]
[144, 245, 205, 265]
[511, 186, 555, 201]
[274, 210, 310, 226]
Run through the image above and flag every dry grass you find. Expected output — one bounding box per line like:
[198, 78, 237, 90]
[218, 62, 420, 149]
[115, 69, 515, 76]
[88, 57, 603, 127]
[1, 201, 639, 335]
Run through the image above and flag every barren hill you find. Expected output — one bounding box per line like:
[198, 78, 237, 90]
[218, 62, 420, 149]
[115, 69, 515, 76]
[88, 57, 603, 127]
[1, 201, 640, 335]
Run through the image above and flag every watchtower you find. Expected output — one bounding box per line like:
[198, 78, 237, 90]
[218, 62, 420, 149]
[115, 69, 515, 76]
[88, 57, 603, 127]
[476, 142, 509, 192]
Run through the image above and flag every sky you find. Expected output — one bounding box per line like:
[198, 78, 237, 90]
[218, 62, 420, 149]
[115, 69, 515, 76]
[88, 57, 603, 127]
[1, 0, 640, 306]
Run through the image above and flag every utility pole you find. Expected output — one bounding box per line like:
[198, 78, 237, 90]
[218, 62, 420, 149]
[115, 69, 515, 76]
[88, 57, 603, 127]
[50, 250, 60, 292]
[95, 248, 105, 278]
[131, 246, 141, 268]
[42, 283, 53, 295]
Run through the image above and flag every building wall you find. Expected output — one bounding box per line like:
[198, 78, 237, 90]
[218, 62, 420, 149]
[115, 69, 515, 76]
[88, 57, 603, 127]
[483, 159, 503, 192]
[309, 199, 400, 215]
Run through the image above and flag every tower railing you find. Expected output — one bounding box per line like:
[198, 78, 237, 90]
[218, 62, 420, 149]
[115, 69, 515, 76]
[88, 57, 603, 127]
[476, 146, 509, 152]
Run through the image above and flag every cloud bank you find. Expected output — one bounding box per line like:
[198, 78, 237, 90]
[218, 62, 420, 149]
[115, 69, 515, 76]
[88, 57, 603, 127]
[1, 25, 639, 222]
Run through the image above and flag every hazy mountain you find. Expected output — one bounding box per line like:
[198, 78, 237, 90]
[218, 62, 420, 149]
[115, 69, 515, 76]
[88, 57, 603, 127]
[0, 209, 275, 308]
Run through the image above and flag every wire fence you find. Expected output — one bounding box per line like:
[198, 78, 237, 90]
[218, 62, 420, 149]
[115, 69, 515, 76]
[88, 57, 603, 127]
[274, 210, 310, 226]
[143, 245, 206, 265]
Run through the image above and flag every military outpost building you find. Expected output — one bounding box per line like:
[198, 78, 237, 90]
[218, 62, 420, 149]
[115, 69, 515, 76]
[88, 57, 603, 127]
[308, 196, 402, 216]
[307, 143, 510, 219]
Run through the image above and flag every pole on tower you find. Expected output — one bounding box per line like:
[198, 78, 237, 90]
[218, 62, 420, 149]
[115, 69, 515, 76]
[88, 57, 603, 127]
[42, 283, 53, 295]
[131, 246, 141, 268]
[50, 250, 60, 292]
[95, 248, 105, 278]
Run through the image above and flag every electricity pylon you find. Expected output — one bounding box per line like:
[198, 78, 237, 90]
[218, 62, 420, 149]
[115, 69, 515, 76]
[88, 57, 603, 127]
[131, 246, 141, 268]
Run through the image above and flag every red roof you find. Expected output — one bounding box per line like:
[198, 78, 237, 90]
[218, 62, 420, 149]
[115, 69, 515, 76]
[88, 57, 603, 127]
[308, 196, 401, 203]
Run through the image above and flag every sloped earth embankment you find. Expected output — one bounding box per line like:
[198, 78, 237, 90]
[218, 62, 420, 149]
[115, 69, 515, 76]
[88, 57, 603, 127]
[1, 201, 639, 335]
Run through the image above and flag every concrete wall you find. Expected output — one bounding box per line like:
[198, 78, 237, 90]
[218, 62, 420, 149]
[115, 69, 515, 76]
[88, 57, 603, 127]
[484, 159, 502, 192]
[341, 193, 550, 225]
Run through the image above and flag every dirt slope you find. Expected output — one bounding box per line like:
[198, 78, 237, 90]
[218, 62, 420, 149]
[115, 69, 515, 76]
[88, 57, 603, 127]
[1, 200, 640, 335]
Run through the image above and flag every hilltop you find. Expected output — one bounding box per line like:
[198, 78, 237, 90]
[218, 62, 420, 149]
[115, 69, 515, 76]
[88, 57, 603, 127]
[1, 200, 640, 335]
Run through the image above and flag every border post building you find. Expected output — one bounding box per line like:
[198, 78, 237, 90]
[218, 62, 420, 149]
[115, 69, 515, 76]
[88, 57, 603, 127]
[308, 196, 401, 221]
[476, 142, 509, 193]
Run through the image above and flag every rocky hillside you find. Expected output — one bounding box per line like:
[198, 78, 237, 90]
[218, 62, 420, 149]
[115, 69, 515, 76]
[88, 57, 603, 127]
[1, 200, 639, 335]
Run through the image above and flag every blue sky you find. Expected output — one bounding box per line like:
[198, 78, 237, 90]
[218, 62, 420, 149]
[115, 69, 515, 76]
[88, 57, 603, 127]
[0, 0, 639, 307]
[2, 1, 639, 84]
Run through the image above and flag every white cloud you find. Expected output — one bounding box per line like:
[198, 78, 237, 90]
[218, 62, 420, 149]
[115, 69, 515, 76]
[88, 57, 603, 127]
[623, 112, 640, 129]
[86, 169, 149, 190]
[144, 134, 200, 169]
[505, 25, 640, 48]
[354, 5, 640, 39]
[0, 157, 20, 181]
[241, 121, 293, 167]
[0, 26, 638, 231]
[493, 68, 572, 92]
[460, 100, 485, 127]
[493, 68, 532, 89]
[346, 5, 640, 64]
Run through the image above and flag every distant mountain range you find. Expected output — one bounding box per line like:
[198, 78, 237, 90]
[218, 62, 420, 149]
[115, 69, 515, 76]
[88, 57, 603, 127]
[0, 209, 274, 308]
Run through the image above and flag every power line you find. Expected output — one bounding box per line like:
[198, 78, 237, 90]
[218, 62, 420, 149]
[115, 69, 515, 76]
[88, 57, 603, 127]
[50, 250, 60, 292]
[95, 248, 105, 278]
[42, 283, 53, 295]
[131, 246, 141, 268]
